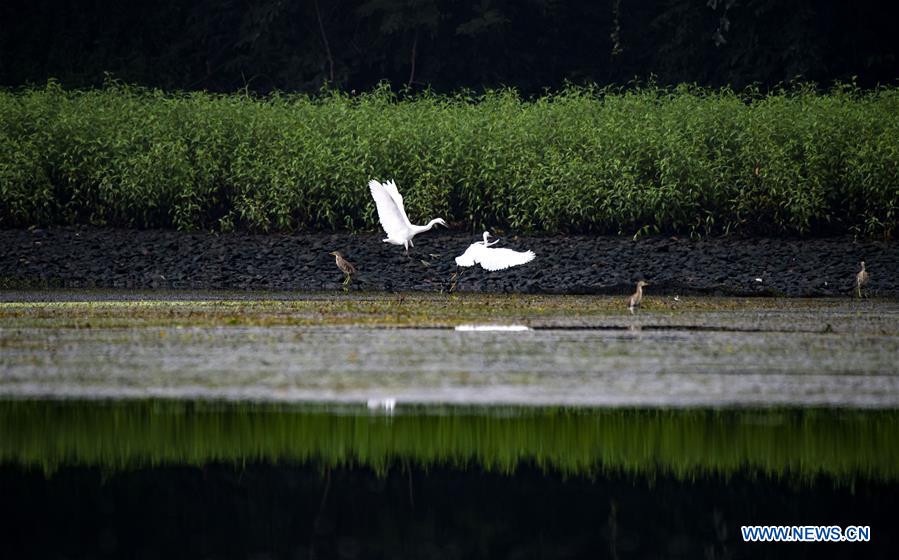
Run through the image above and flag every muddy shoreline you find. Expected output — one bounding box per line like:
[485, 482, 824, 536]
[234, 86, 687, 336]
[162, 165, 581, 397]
[1, 228, 896, 296]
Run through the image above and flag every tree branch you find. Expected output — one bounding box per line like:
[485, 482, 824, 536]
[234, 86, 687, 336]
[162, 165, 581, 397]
[407, 28, 419, 87]
[313, 0, 335, 83]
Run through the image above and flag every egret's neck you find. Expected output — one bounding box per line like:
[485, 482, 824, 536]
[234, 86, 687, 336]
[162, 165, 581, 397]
[414, 219, 443, 233]
[636, 285, 643, 297]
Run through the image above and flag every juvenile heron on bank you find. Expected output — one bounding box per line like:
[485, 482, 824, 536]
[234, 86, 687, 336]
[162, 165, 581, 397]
[329, 251, 356, 287]
[368, 179, 447, 254]
[856, 261, 869, 298]
[628, 281, 649, 311]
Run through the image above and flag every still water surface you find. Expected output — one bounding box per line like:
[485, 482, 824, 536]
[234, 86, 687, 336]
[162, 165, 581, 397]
[2, 325, 898, 406]
[1, 400, 896, 559]
[1, 294, 897, 558]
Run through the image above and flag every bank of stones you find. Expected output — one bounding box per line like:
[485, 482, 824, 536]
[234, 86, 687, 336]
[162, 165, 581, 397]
[1, 228, 896, 297]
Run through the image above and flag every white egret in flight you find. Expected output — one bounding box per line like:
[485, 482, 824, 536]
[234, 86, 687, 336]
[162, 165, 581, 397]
[454, 231, 535, 271]
[368, 179, 446, 253]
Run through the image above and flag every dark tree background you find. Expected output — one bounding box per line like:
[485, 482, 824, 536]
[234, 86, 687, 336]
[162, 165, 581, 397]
[1, 0, 896, 93]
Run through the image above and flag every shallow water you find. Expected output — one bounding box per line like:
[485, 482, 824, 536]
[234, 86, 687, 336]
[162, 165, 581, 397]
[2, 321, 898, 406]
[1, 400, 897, 558]
[2, 292, 898, 558]
[3, 400, 897, 481]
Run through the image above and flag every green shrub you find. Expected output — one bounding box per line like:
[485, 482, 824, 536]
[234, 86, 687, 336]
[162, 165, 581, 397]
[1, 82, 896, 237]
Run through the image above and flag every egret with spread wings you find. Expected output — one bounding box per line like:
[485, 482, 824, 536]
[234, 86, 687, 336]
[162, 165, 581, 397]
[368, 179, 446, 254]
[454, 231, 535, 271]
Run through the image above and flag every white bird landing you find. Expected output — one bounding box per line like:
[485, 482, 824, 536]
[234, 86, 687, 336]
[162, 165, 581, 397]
[455, 231, 535, 271]
[368, 179, 446, 253]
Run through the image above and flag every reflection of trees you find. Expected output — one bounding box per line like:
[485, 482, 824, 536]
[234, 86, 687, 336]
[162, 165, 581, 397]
[2, 463, 894, 558]
[5, 401, 897, 483]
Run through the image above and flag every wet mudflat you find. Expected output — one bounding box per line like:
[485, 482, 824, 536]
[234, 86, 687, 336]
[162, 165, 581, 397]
[3, 228, 898, 297]
[1, 292, 898, 406]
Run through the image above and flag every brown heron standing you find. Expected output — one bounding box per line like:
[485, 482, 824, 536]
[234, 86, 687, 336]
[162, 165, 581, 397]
[856, 261, 869, 298]
[329, 251, 356, 287]
[628, 281, 649, 311]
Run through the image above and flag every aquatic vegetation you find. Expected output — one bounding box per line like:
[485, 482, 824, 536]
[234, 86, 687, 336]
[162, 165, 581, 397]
[1, 83, 896, 237]
[1, 400, 896, 484]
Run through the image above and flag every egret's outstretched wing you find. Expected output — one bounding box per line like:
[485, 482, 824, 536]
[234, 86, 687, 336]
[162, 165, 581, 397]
[478, 248, 536, 271]
[381, 180, 409, 223]
[369, 179, 410, 238]
[454, 242, 484, 267]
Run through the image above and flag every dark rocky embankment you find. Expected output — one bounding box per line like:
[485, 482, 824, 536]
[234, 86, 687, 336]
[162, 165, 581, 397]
[1, 228, 896, 297]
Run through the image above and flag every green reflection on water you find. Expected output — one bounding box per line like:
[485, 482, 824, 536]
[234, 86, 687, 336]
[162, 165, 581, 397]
[1, 399, 896, 483]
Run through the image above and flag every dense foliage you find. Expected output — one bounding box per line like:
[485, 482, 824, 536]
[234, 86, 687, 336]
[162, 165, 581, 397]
[1, 0, 895, 94]
[1, 83, 897, 237]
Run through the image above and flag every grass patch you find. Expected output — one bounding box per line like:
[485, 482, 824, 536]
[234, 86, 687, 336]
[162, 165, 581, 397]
[1, 294, 889, 331]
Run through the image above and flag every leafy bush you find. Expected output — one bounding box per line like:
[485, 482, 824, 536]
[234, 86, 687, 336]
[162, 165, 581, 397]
[1, 82, 896, 237]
